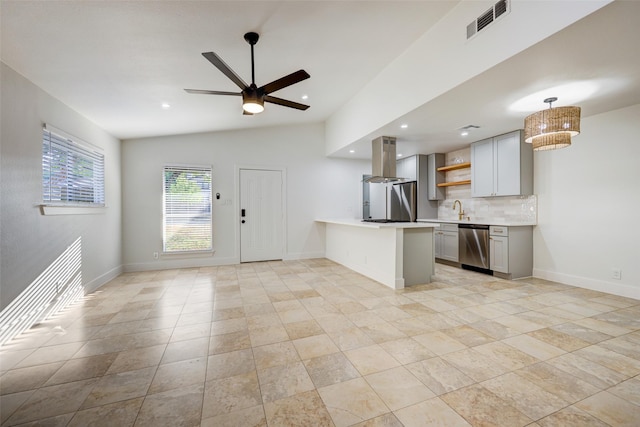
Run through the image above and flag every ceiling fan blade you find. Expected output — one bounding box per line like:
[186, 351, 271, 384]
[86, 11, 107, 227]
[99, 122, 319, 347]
[260, 70, 310, 95]
[202, 52, 249, 90]
[184, 89, 241, 96]
[264, 95, 310, 110]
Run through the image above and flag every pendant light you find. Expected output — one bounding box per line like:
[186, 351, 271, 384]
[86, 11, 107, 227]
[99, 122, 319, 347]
[524, 97, 581, 151]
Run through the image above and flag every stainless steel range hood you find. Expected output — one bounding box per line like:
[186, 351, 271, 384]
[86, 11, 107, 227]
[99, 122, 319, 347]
[365, 136, 401, 183]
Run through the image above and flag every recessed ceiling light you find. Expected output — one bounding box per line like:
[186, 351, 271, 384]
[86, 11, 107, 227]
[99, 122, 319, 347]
[397, 153, 403, 158]
[460, 131, 469, 136]
[301, 94, 309, 100]
[400, 124, 408, 129]
[349, 149, 355, 153]
[161, 102, 171, 110]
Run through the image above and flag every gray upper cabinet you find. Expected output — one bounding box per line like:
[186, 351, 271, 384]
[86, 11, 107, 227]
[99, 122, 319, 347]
[427, 153, 445, 201]
[396, 156, 417, 181]
[471, 138, 494, 197]
[471, 130, 533, 197]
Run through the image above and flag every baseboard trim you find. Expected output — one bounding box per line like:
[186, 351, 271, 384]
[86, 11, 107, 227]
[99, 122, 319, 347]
[533, 268, 640, 300]
[85, 265, 123, 294]
[124, 252, 327, 272]
[283, 251, 326, 261]
[123, 256, 240, 273]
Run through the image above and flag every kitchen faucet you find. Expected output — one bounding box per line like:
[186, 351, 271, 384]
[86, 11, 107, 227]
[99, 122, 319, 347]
[453, 199, 465, 221]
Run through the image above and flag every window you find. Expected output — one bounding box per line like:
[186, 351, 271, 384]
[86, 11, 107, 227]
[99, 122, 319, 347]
[163, 165, 212, 253]
[42, 125, 105, 206]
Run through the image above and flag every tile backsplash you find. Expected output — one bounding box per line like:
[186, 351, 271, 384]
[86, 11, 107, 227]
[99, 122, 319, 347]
[435, 147, 538, 224]
[437, 195, 537, 224]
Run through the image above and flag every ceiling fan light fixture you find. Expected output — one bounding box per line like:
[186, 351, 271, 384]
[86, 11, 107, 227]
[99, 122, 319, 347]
[524, 97, 580, 151]
[242, 92, 264, 114]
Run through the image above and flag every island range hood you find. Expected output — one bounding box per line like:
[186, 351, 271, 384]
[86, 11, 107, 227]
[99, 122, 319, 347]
[365, 136, 402, 183]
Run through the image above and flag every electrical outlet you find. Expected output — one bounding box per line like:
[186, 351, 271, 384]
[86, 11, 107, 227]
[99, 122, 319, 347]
[612, 268, 621, 280]
[153, 252, 159, 260]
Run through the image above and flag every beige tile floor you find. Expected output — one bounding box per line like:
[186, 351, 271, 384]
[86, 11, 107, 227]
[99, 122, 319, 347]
[1, 259, 639, 426]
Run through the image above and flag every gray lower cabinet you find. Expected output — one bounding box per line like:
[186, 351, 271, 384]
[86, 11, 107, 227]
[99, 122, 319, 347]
[489, 225, 533, 279]
[434, 223, 459, 262]
[471, 130, 533, 197]
[489, 234, 509, 273]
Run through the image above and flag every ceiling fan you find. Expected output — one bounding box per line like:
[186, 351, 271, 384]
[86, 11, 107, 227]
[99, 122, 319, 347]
[185, 32, 310, 115]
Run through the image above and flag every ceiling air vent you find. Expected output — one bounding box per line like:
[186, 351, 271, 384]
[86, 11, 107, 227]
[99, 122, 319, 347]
[467, 0, 510, 40]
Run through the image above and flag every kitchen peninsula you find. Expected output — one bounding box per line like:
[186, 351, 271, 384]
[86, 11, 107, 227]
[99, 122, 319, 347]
[316, 219, 439, 290]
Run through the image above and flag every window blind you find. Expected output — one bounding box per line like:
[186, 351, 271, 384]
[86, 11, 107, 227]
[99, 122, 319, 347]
[163, 165, 213, 252]
[42, 127, 105, 205]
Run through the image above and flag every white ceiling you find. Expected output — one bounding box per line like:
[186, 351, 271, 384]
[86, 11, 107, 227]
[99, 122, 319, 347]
[2, 1, 640, 157]
[1, 0, 457, 139]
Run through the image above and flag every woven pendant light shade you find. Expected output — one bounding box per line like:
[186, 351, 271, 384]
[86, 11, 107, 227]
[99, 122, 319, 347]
[531, 132, 572, 151]
[523, 97, 581, 151]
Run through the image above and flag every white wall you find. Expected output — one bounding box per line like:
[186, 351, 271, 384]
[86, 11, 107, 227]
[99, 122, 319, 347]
[0, 63, 122, 311]
[533, 103, 640, 299]
[121, 123, 369, 271]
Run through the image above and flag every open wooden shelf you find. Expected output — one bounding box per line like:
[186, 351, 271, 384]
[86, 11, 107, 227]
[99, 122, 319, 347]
[437, 180, 471, 187]
[437, 162, 471, 172]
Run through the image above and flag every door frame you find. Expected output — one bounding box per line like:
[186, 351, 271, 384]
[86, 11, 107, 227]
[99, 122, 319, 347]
[235, 164, 287, 263]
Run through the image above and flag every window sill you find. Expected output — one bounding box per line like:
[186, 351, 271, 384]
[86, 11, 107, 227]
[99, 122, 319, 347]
[39, 204, 107, 216]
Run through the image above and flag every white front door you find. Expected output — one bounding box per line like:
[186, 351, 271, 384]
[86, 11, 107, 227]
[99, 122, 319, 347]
[240, 168, 284, 262]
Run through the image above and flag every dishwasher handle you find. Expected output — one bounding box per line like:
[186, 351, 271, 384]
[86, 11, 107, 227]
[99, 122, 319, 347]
[458, 223, 489, 230]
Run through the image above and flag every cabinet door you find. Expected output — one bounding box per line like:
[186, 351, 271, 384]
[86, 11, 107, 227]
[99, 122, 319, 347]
[490, 235, 509, 273]
[442, 231, 459, 262]
[397, 156, 417, 181]
[395, 158, 406, 180]
[471, 138, 494, 197]
[494, 132, 520, 196]
[427, 153, 445, 200]
[434, 230, 442, 258]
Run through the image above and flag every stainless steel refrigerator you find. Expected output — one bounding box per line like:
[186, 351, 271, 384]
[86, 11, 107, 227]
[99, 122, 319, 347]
[389, 181, 417, 222]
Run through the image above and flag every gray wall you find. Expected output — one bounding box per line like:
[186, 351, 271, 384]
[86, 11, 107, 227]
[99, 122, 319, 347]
[122, 123, 369, 271]
[0, 63, 123, 311]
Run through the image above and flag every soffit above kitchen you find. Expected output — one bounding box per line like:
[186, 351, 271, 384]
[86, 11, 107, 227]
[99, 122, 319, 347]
[327, 0, 640, 158]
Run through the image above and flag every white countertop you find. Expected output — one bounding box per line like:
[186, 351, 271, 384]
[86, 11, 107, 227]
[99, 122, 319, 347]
[316, 218, 439, 229]
[417, 219, 536, 227]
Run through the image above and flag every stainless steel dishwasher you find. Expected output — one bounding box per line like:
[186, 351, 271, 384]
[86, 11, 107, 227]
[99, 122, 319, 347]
[458, 223, 491, 272]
